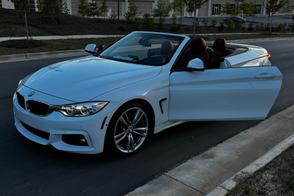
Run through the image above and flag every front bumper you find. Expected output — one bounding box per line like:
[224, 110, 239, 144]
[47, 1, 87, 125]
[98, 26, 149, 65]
[13, 88, 113, 154]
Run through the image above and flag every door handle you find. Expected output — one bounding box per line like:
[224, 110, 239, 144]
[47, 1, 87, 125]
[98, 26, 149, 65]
[254, 73, 275, 80]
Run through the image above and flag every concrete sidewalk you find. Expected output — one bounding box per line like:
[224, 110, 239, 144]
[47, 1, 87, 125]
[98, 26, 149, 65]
[0, 34, 124, 42]
[127, 105, 294, 196]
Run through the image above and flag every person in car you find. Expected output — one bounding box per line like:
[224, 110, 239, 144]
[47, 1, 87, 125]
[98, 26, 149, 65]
[161, 40, 174, 63]
[207, 38, 233, 69]
[180, 37, 211, 68]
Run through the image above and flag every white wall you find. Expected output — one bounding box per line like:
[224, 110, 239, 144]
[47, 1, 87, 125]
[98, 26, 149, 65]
[1, 0, 15, 9]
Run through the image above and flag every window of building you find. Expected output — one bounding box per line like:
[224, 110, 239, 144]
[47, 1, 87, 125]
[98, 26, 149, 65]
[212, 4, 221, 15]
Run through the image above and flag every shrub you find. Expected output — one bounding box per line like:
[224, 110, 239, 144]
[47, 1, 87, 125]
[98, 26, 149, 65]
[152, 0, 170, 26]
[125, 1, 137, 22]
[169, 24, 181, 32]
[247, 23, 253, 32]
[218, 22, 225, 32]
[142, 13, 154, 29]
[290, 24, 294, 32]
[224, 20, 235, 31]
[210, 19, 217, 28]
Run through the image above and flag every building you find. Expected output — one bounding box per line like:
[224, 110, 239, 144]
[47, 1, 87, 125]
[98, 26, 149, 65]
[1, 0, 293, 17]
[69, 0, 294, 17]
[1, 0, 15, 9]
[69, 0, 160, 17]
[201, 0, 294, 17]
[0, 0, 70, 12]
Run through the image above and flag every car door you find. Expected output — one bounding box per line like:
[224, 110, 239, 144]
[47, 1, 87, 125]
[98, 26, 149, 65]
[168, 66, 282, 121]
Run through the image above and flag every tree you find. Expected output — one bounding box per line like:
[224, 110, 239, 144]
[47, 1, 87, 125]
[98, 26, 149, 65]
[88, 2, 100, 16]
[125, 0, 137, 22]
[266, 0, 287, 14]
[266, 0, 287, 33]
[223, 3, 238, 15]
[142, 13, 154, 29]
[100, 0, 108, 18]
[14, 0, 35, 11]
[13, 0, 31, 40]
[38, 0, 63, 14]
[153, 0, 171, 26]
[184, 0, 208, 33]
[239, 1, 256, 16]
[78, 0, 90, 16]
[171, 0, 186, 25]
[223, 0, 256, 16]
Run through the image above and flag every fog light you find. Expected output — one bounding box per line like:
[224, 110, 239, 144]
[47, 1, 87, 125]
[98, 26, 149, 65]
[62, 134, 88, 146]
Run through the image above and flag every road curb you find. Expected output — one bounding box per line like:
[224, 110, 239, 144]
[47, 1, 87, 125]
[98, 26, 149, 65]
[207, 133, 294, 196]
[1, 36, 294, 64]
[126, 105, 294, 196]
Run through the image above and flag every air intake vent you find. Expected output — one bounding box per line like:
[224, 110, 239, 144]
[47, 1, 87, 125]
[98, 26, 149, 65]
[21, 121, 50, 140]
[16, 92, 25, 109]
[27, 100, 50, 116]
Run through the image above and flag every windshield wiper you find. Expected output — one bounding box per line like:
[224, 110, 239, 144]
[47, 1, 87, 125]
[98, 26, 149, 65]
[100, 55, 139, 63]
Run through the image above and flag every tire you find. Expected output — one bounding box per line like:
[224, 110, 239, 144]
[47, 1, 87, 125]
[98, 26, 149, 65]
[104, 102, 151, 156]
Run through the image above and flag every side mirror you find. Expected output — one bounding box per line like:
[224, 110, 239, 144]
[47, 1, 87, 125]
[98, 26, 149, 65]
[187, 58, 205, 71]
[85, 44, 97, 54]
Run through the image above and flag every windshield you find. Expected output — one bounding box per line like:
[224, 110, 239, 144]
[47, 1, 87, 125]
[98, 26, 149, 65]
[100, 32, 184, 66]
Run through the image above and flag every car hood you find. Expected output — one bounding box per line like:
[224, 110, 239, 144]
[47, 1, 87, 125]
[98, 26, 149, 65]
[24, 56, 161, 102]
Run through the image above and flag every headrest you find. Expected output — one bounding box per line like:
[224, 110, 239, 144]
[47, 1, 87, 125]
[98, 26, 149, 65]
[161, 41, 173, 56]
[213, 38, 227, 52]
[189, 37, 207, 53]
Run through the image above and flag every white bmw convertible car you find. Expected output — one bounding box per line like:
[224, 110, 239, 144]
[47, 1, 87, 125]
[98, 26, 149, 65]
[13, 31, 282, 155]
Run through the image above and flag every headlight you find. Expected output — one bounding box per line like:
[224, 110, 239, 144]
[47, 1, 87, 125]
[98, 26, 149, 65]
[55, 101, 108, 117]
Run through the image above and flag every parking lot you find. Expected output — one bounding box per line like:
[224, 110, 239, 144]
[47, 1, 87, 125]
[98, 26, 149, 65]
[0, 39, 294, 196]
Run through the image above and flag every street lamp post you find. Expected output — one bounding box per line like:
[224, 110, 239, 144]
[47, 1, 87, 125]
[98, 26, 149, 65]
[117, 0, 120, 20]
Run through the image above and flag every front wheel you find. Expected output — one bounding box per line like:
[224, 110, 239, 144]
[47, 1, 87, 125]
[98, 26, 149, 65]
[105, 103, 151, 155]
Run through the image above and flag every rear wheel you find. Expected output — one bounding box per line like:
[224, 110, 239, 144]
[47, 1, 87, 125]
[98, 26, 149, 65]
[105, 103, 151, 155]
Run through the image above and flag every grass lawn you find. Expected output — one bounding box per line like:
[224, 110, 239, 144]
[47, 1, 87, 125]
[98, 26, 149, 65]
[0, 33, 294, 56]
[228, 144, 294, 196]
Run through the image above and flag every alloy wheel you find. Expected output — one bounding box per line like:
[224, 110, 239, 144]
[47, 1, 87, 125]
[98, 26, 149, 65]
[113, 107, 149, 154]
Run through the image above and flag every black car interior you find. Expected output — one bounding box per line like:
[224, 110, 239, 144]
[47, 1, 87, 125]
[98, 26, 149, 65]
[173, 37, 235, 71]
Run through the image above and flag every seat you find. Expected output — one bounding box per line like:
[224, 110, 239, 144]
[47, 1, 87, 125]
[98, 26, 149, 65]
[161, 41, 173, 56]
[213, 38, 233, 57]
[161, 40, 173, 63]
[178, 37, 209, 69]
[209, 38, 234, 69]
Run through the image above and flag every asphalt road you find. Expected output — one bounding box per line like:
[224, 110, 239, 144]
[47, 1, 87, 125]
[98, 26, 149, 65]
[0, 39, 294, 196]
